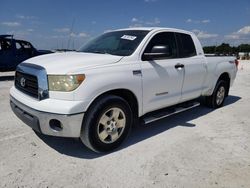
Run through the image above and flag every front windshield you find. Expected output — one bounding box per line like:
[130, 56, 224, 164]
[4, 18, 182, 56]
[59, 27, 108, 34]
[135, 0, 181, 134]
[78, 30, 149, 56]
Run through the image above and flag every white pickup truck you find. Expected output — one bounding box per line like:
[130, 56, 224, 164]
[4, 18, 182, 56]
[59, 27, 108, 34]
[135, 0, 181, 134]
[10, 27, 238, 152]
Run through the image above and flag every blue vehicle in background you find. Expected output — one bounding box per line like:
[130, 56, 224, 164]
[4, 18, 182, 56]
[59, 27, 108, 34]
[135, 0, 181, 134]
[0, 35, 52, 71]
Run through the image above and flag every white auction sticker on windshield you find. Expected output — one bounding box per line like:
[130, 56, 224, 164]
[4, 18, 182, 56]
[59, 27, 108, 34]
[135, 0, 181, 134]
[121, 35, 137, 41]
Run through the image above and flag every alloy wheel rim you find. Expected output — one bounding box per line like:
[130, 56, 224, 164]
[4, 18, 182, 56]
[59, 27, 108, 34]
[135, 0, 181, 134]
[97, 107, 126, 144]
[216, 86, 225, 105]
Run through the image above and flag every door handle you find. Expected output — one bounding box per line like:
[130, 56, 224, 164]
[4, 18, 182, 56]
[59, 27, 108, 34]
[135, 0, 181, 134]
[133, 70, 142, 76]
[175, 63, 184, 69]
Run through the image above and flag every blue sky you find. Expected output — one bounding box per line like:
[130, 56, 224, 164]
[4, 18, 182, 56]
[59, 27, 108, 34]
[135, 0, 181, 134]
[1, 0, 250, 50]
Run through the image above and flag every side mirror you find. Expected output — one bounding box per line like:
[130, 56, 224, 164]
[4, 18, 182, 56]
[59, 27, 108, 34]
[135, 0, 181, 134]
[142, 45, 171, 61]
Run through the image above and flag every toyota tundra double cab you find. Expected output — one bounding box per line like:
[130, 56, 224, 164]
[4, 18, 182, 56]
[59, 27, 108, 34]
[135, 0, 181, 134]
[10, 27, 238, 152]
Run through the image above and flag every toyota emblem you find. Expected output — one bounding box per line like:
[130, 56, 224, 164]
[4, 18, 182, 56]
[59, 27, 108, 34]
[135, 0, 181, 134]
[20, 77, 26, 87]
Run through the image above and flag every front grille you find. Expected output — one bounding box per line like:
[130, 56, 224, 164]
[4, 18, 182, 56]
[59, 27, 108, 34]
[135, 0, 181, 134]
[15, 71, 39, 98]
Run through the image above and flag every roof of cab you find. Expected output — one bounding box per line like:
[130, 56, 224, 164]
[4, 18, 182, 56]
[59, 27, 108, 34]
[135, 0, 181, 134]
[0, 35, 13, 39]
[114, 27, 194, 35]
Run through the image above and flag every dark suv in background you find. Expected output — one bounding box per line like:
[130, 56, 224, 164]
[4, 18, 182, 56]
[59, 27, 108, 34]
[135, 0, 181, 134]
[0, 35, 52, 71]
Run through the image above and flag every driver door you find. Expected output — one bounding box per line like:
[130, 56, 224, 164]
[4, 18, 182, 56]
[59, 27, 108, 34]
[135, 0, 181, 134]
[140, 32, 184, 114]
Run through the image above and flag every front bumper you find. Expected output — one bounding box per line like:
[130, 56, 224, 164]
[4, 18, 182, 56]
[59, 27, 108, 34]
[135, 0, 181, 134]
[10, 96, 84, 138]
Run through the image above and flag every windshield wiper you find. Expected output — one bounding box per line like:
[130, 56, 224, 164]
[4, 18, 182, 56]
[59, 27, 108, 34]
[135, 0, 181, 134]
[92, 50, 110, 55]
[78, 50, 113, 55]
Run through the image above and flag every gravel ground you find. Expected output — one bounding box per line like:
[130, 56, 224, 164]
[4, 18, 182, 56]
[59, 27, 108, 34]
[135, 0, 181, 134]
[0, 61, 250, 188]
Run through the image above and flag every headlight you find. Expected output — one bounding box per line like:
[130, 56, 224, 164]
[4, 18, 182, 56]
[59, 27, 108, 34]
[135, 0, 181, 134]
[48, 74, 85, 92]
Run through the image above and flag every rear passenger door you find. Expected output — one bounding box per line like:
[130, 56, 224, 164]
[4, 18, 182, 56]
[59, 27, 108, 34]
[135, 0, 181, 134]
[175, 33, 207, 102]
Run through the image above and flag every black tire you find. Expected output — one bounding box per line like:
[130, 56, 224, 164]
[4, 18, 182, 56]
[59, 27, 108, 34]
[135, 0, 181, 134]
[205, 80, 228, 108]
[80, 95, 133, 153]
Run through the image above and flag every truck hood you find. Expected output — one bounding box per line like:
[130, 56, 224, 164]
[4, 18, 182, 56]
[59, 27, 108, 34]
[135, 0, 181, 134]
[24, 52, 123, 74]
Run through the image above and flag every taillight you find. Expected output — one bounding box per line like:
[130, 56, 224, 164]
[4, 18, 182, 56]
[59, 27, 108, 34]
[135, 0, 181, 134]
[235, 59, 239, 69]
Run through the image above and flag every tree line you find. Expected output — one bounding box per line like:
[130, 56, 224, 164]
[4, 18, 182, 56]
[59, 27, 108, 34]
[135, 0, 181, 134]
[203, 43, 250, 55]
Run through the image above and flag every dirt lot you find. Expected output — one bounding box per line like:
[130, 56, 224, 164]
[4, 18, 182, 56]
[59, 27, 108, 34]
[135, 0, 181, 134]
[0, 61, 250, 188]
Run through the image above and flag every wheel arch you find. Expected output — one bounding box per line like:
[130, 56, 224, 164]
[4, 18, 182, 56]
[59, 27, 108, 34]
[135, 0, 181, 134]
[85, 88, 140, 119]
[217, 72, 230, 96]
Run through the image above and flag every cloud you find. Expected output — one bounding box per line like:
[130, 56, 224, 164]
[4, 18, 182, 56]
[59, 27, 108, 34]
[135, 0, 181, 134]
[27, 29, 34, 32]
[129, 17, 143, 27]
[51, 35, 64, 39]
[6, 30, 33, 38]
[186, 19, 211, 24]
[224, 25, 250, 42]
[103, 29, 114, 33]
[78, 32, 88, 37]
[129, 23, 143, 28]
[129, 17, 160, 27]
[70, 32, 88, 38]
[16, 15, 36, 20]
[146, 17, 160, 25]
[201, 19, 211, 23]
[131, 17, 138, 22]
[54, 28, 71, 33]
[222, 25, 250, 45]
[192, 29, 218, 39]
[237, 26, 250, 35]
[51, 32, 89, 39]
[225, 34, 240, 40]
[1, 22, 21, 27]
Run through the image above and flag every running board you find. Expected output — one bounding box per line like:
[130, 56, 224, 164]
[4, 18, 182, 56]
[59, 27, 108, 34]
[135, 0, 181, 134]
[143, 101, 200, 124]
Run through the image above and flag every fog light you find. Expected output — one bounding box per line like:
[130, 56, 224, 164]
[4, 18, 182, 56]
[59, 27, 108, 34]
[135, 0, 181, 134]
[49, 119, 63, 132]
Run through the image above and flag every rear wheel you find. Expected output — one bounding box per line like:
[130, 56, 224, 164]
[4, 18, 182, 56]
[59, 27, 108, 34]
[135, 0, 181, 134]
[205, 80, 228, 108]
[80, 95, 132, 153]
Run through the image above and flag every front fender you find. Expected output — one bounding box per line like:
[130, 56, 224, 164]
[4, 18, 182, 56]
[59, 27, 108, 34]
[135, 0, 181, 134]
[73, 63, 143, 116]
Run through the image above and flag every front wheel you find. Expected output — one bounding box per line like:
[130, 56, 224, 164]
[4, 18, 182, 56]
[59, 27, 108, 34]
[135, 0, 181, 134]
[205, 80, 227, 108]
[80, 95, 132, 153]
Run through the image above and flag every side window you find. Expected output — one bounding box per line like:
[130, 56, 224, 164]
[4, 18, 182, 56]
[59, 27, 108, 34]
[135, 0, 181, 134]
[143, 32, 177, 59]
[16, 42, 22, 50]
[21, 42, 32, 49]
[0, 40, 12, 51]
[176, 33, 196, 58]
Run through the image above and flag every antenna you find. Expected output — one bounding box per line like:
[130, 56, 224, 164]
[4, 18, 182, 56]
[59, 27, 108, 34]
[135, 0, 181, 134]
[67, 18, 76, 50]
